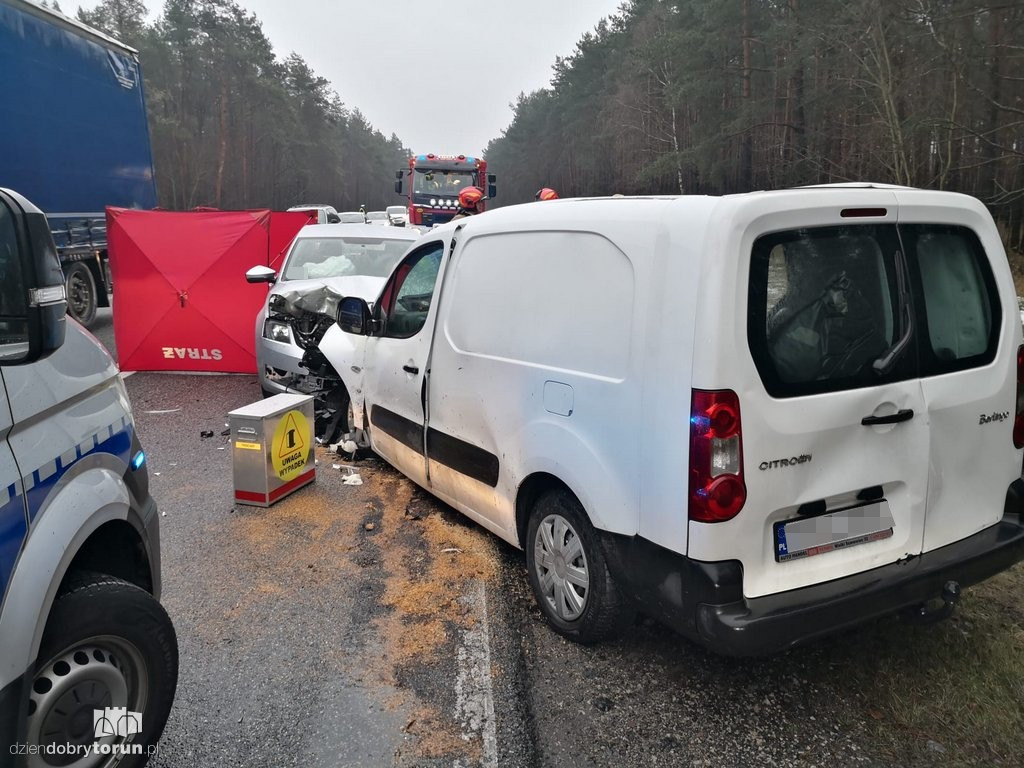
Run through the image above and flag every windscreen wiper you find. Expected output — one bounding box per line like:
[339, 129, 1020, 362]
[873, 250, 913, 376]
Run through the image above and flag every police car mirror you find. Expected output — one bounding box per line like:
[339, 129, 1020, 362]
[0, 189, 66, 365]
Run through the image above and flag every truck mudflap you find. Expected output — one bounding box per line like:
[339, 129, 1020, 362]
[601, 479, 1024, 656]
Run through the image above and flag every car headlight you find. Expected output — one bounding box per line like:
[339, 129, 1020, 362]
[263, 318, 292, 343]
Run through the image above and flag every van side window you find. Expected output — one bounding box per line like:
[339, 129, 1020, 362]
[378, 242, 444, 338]
[902, 224, 999, 374]
[749, 225, 904, 397]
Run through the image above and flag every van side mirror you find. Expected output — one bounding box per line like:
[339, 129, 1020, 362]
[395, 170, 403, 180]
[245, 265, 277, 284]
[488, 184, 497, 199]
[487, 174, 496, 184]
[338, 296, 372, 335]
[394, 179, 403, 194]
[0, 188, 67, 365]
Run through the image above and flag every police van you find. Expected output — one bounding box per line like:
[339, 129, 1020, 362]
[324, 185, 1024, 654]
[0, 189, 176, 765]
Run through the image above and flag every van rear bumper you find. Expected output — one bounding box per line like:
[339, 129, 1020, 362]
[604, 481, 1024, 657]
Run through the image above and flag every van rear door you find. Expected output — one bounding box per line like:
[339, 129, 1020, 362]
[706, 214, 933, 599]
[894, 193, 1020, 552]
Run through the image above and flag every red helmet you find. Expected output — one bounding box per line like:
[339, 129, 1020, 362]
[535, 187, 559, 201]
[458, 186, 485, 209]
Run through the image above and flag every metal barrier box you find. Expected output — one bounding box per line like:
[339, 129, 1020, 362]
[229, 393, 315, 507]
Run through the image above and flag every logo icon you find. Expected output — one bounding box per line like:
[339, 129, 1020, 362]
[93, 707, 142, 739]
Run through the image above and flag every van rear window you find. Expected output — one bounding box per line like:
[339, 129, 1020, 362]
[902, 224, 999, 375]
[748, 225, 906, 397]
[748, 223, 1001, 397]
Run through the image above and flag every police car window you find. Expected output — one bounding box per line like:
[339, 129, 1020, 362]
[0, 200, 29, 358]
[749, 225, 903, 397]
[901, 224, 999, 374]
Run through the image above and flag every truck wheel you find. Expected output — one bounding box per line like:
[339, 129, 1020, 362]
[526, 490, 629, 644]
[25, 573, 178, 768]
[65, 262, 97, 326]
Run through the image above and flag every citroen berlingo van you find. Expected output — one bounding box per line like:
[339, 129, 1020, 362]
[324, 184, 1024, 655]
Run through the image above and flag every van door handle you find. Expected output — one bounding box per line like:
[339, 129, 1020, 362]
[861, 408, 914, 426]
[402, 364, 419, 375]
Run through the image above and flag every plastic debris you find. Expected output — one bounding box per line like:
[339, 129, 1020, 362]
[441, 547, 462, 554]
[144, 408, 180, 414]
[200, 430, 214, 438]
[332, 464, 342, 470]
[342, 473, 363, 486]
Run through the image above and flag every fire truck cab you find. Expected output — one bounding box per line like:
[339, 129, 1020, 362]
[395, 154, 496, 227]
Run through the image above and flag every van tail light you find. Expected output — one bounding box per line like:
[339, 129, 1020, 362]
[1014, 346, 1024, 449]
[689, 389, 747, 523]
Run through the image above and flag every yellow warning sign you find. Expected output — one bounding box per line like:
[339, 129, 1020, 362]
[271, 410, 310, 482]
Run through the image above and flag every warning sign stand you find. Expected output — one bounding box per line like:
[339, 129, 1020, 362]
[228, 393, 315, 506]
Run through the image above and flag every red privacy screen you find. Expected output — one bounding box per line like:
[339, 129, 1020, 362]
[107, 208, 313, 372]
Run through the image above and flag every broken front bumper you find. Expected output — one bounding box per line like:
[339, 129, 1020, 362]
[603, 479, 1024, 657]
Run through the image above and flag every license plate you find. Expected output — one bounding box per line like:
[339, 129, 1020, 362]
[774, 501, 894, 562]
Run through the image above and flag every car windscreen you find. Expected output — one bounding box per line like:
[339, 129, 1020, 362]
[282, 237, 411, 280]
[366, 211, 387, 221]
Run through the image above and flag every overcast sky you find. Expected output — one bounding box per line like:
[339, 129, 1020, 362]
[74, 0, 624, 156]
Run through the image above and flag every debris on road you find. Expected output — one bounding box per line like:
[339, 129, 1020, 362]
[144, 408, 181, 414]
[343, 474, 363, 486]
[200, 429, 214, 438]
[364, 522, 376, 531]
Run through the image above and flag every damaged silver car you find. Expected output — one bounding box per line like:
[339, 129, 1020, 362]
[245, 223, 421, 440]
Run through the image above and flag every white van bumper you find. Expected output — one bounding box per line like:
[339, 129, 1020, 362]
[604, 480, 1024, 656]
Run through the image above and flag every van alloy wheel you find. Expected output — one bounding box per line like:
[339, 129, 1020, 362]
[534, 513, 591, 621]
[26, 636, 148, 768]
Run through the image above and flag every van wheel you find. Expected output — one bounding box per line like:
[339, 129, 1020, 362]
[526, 490, 628, 644]
[25, 573, 178, 768]
[65, 262, 97, 326]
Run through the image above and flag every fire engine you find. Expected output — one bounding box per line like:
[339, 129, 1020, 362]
[394, 153, 496, 226]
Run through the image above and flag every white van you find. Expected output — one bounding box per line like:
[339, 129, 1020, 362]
[321, 185, 1024, 654]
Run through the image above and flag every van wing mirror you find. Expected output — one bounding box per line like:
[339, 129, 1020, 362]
[488, 184, 497, 199]
[0, 189, 67, 366]
[245, 265, 277, 284]
[337, 296, 372, 335]
[394, 179, 403, 194]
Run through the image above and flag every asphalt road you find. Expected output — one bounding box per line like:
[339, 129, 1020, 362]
[84, 310, 955, 767]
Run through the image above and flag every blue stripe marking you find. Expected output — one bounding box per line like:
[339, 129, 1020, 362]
[25, 425, 133, 524]
[0, 493, 27, 602]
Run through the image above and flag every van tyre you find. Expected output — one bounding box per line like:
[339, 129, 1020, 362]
[526, 490, 629, 644]
[26, 573, 178, 768]
[64, 262, 97, 326]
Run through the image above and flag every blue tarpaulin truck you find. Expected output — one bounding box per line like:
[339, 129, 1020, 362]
[0, 0, 157, 326]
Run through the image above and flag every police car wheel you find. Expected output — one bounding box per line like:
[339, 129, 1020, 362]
[26, 573, 178, 768]
[525, 490, 630, 645]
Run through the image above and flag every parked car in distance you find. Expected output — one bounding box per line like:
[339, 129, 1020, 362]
[321, 185, 1024, 655]
[338, 211, 366, 224]
[366, 211, 389, 226]
[386, 205, 408, 227]
[287, 204, 340, 224]
[246, 223, 421, 401]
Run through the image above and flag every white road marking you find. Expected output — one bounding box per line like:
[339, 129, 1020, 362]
[453, 579, 498, 768]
